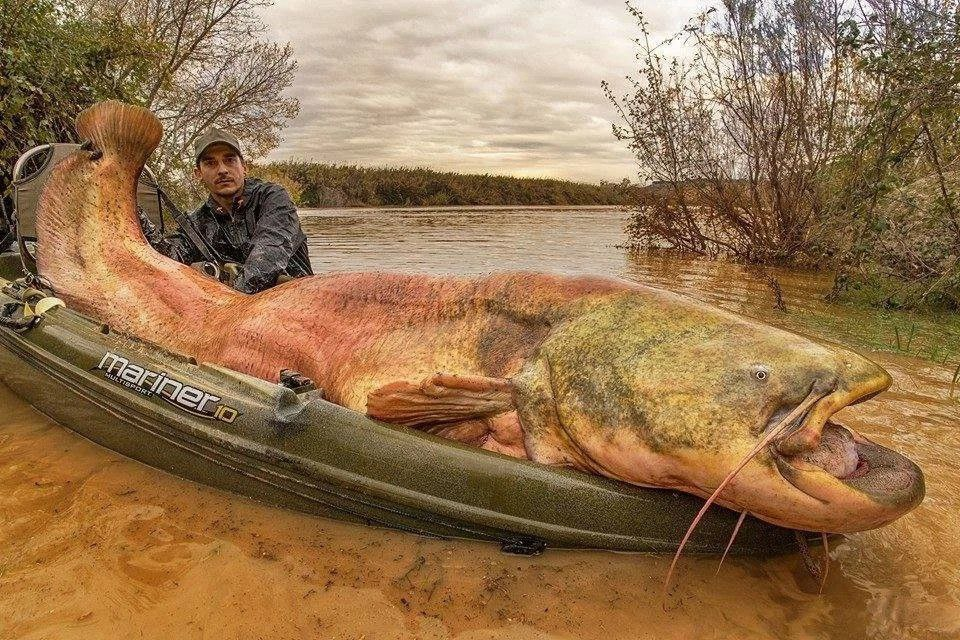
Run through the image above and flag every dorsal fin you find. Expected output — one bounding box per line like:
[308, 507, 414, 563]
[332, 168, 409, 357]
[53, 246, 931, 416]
[366, 372, 514, 428]
[75, 100, 162, 166]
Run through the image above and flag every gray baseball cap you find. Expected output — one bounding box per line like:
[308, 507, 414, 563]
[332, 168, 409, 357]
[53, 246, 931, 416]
[194, 127, 243, 165]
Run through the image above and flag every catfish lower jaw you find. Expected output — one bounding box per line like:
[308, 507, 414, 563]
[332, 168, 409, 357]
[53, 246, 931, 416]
[771, 422, 925, 531]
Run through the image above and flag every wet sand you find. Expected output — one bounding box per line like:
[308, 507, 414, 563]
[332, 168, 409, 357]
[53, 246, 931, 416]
[1, 207, 957, 639]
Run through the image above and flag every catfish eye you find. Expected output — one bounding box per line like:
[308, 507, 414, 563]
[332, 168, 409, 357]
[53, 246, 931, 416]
[753, 366, 769, 381]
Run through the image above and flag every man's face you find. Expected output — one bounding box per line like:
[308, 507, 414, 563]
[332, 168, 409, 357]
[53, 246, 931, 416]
[194, 143, 246, 199]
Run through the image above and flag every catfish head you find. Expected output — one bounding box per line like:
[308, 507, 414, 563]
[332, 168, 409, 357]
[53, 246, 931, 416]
[512, 290, 925, 534]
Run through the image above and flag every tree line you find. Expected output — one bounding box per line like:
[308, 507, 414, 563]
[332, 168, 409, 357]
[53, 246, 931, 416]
[250, 162, 639, 208]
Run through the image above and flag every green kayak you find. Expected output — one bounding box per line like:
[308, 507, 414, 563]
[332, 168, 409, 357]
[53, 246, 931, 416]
[0, 251, 809, 555]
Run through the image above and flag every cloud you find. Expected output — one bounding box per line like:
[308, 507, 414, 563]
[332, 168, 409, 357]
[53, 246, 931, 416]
[259, 0, 703, 182]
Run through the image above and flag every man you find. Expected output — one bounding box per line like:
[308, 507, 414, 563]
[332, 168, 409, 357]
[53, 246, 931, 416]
[156, 128, 313, 294]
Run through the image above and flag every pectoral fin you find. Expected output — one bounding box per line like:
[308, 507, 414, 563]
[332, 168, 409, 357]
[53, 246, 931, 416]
[366, 372, 515, 429]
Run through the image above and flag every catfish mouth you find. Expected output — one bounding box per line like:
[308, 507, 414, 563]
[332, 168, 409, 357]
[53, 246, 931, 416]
[773, 420, 922, 491]
[765, 389, 925, 530]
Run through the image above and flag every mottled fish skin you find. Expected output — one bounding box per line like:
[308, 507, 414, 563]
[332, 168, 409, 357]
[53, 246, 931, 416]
[36, 101, 924, 534]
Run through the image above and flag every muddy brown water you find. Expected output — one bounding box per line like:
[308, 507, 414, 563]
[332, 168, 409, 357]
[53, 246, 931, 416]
[1, 206, 957, 639]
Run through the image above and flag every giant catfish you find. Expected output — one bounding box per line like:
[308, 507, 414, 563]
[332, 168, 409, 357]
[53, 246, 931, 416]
[36, 101, 924, 546]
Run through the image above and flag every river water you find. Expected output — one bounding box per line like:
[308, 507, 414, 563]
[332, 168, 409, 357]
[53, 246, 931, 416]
[1, 206, 957, 639]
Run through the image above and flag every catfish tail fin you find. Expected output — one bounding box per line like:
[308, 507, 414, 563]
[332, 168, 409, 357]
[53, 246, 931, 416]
[75, 100, 162, 166]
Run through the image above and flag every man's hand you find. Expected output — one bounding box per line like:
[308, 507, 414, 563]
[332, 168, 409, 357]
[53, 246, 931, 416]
[221, 262, 243, 287]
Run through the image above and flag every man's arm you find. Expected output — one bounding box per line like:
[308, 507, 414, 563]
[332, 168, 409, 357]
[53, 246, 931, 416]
[159, 232, 204, 264]
[138, 207, 205, 264]
[234, 184, 305, 294]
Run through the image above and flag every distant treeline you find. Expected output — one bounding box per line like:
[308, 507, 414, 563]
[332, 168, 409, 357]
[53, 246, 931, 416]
[250, 162, 639, 208]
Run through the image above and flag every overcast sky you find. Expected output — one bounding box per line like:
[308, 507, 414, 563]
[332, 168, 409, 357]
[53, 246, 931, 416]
[260, 1, 704, 183]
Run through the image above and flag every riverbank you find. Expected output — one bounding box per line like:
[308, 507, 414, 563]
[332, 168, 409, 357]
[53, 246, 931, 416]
[625, 248, 960, 370]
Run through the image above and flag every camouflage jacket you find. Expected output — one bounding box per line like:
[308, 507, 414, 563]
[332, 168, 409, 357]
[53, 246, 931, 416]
[150, 178, 313, 294]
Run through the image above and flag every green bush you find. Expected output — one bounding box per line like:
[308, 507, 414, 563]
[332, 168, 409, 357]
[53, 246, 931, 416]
[0, 0, 149, 199]
[608, 0, 960, 310]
